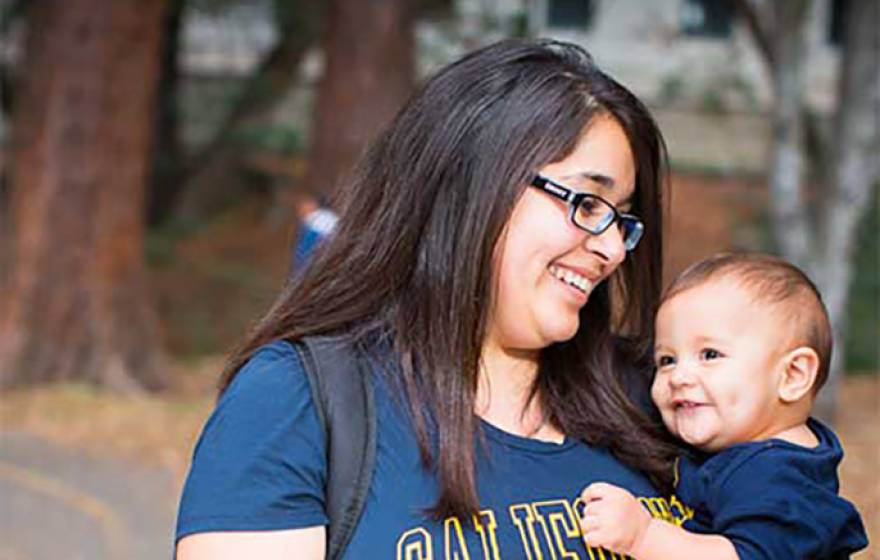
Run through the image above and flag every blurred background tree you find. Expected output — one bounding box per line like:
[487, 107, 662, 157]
[0, 0, 422, 391]
[729, 0, 879, 418]
[302, 0, 415, 202]
[0, 0, 876, 411]
[0, 0, 169, 392]
[166, 0, 325, 224]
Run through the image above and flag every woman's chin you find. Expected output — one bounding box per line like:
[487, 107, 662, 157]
[540, 315, 581, 345]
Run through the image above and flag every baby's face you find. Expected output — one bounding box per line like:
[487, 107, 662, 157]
[651, 277, 792, 452]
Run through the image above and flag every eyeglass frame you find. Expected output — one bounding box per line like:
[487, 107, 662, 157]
[530, 174, 645, 252]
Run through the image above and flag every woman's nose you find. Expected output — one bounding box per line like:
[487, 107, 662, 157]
[585, 224, 627, 266]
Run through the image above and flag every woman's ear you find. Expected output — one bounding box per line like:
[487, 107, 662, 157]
[777, 347, 820, 403]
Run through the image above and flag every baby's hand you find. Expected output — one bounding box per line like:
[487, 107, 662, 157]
[579, 482, 652, 557]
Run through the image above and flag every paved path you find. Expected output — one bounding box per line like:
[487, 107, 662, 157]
[0, 431, 178, 560]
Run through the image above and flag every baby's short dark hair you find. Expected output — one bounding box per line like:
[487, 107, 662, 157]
[662, 252, 833, 393]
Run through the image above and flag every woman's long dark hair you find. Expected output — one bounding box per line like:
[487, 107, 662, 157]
[221, 39, 676, 520]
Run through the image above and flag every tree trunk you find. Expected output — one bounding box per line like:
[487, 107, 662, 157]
[812, 0, 879, 419]
[0, 0, 169, 393]
[147, 0, 185, 227]
[303, 0, 415, 201]
[732, 0, 879, 422]
[768, 0, 814, 268]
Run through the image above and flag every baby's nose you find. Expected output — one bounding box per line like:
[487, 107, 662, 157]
[668, 366, 696, 387]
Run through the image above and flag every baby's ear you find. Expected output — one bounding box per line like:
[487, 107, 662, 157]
[777, 347, 820, 403]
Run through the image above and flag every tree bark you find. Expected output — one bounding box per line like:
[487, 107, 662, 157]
[767, 0, 814, 268]
[812, 0, 879, 419]
[727, 0, 830, 189]
[0, 0, 169, 393]
[731, 0, 879, 421]
[728, 0, 774, 68]
[147, 0, 185, 227]
[303, 0, 415, 201]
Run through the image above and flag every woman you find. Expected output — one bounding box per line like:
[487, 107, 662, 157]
[176, 39, 676, 559]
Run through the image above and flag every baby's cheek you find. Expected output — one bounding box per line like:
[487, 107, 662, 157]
[723, 388, 744, 409]
[650, 377, 666, 407]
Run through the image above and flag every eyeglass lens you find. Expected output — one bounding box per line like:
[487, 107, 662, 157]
[573, 197, 641, 249]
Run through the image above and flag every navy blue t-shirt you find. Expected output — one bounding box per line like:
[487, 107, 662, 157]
[675, 418, 868, 559]
[176, 341, 669, 558]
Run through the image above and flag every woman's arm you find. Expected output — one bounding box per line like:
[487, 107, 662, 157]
[176, 527, 325, 560]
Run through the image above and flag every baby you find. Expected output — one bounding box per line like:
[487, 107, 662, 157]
[579, 253, 868, 559]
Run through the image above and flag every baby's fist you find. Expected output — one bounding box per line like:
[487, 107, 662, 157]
[579, 482, 651, 556]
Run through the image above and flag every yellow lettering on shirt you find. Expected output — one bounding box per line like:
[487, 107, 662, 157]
[473, 510, 501, 560]
[395, 493, 691, 560]
[445, 517, 472, 560]
[397, 527, 434, 560]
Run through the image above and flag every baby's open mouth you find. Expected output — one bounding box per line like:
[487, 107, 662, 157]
[674, 400, 704, 410]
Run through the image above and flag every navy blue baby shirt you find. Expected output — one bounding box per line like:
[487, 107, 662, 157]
[675, 418, 868, 559]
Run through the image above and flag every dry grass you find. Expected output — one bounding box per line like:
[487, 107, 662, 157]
[837, 375, 880, 559]
[0, 357, 220, 484]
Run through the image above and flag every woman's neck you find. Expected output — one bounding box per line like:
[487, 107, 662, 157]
[476, 342, 564, 443]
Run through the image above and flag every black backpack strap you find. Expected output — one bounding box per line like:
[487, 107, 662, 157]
[295, 334, 377, 560]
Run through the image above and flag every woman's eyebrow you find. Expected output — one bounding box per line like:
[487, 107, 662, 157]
[560, 171, 635, 209]
[560, 171, 617, 189]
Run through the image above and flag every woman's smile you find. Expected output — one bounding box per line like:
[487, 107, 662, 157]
[547, 263, 594, 300]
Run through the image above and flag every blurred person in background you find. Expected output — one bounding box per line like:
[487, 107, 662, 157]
[290, 192, 338, 275]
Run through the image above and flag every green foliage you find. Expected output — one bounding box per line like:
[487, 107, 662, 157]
[698, 89, 726, 114]
[178, 76, 247, 147]
[510, 10, 531, 38]
[185, 0, 259, 16]
[658, 74, 685, 106]
[658, 72, 758, 113]
[0, 0, 25, 34]
[843, 185, 880, 372]
[417, 0, 454, 18]
[145, 220, 200, 265]
[232, 123, 302, 155]
[723, 75, 758, 108]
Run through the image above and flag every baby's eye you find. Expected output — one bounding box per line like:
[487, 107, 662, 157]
[700, 348, 723, 361]
[655, 355, 676, 368]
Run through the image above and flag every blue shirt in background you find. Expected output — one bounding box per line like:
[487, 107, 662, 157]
[291, 208, 338, 273]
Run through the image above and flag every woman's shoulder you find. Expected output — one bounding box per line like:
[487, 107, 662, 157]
[223, 340, 304, 395]
[177, 339, 329, 541]
[214, 339, 323, 417]
[203, 339, 322, 462]
[203, 338, 321, 444]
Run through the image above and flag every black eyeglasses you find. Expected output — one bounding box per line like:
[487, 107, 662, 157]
[530, 174, 644, 251]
